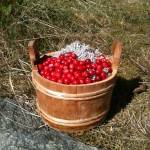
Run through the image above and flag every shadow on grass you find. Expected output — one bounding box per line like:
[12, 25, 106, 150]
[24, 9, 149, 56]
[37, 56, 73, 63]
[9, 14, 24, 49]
[106, 76, 142, 121]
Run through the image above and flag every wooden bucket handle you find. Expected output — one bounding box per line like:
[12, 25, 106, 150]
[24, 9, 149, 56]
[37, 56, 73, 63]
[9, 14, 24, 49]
[28, 40, 39, 70]
[111, 40, 123, 70]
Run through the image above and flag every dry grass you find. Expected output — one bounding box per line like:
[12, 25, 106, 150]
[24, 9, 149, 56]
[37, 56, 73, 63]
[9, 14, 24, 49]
[0, 0, 150, 149]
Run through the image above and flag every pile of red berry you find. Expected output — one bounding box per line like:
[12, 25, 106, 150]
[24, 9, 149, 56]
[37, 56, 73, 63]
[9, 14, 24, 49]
[37, 52, 112, 85]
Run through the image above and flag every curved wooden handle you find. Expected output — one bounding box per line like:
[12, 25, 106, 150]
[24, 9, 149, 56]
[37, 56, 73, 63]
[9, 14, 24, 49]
[111, 40, 123, 70]
[28, 40, 39, 69]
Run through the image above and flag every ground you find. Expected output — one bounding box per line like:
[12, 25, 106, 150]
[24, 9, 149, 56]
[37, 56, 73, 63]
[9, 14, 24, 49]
[0, 0, 150, 150]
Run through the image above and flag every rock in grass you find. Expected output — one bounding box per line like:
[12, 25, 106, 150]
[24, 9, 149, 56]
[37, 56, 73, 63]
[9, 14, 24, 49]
[0, 97, 105, 150]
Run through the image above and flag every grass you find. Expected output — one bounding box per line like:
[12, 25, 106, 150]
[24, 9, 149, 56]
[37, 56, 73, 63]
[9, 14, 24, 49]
[0, 0, 150, 149]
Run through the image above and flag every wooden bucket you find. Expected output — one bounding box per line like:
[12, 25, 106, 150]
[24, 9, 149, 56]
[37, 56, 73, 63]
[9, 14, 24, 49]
[28, 40, 122, 132]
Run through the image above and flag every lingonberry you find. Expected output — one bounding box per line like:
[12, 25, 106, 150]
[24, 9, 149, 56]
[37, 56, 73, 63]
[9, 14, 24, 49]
[85, 78, 92, 84]
[38, 51, 112, 84]
[101, 72, 107, 80]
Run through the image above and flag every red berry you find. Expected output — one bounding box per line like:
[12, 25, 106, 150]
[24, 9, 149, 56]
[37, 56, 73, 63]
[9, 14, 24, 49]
[59, 54, 65, 60]
[97, 64, 103, 70]
[63, 65, 68, 70]
[79, 61, 85, 66]
[91, 77, 96, 82]
[63, 69, 69, 74]
[108, 67, 112, 73]
[61, 60, 66, 64]
[78, 65, 86, 71]
[95, 75, 101, 81]
[55, 68, 62, 73]
[91, 63, 97, 69]
[101, 72, 107, 80]
[69, 69, 74, 73]
[85, 78, 92, 84]
[73, 59, 78, 65]
[56, 58, 61, 63]
[63, 78, 70, 84]
[42, 62, 46, 66]
[57, 79, 63, 84]
[46, 76, 51, 80]
[66, 73, 72, 79]
[96, 59, 102, 64]
[64, 61, 68, 65]
[69, 64, 74, 69]
[44, 66, 49, 71]
[40, 70, 44, 76]
[82, 71, 88, 78]
[85, 59, 91, 64]
[106, 60, 111, 66]
[74, 71, 81, 79]
[101, 58, 106, 62]
[102, 62, 110, 68]
[96, 65, 102, 75]
[49, 67, 54, 72]
[79, 79, 84, 84]
[38, 64, 44, 70]
[48, 63, 54, 68]
[55, 72, 61, 78]
[76, 65, 83, 71]
[47, 58, 51, 63]
[50, 72, 55, 77]
[57, 64, 63, 69]
[44, 60, 49, 66]
[51, 77, 57, 82]
[51, 57, 56, 63]
[70, 75, 75, 81]
[67, 58, 73, 63]
[88, 69, 95, 76]
[44, 71, 50, 76]
[70, 53, 77, 59]
[96, 70, 101, 75]
[72, 80, 78, 85]
[86, 64, 92, 69]
[61, 73, 66, 79]
[55, 62, 61, 67]
[82, 66, 86, 71]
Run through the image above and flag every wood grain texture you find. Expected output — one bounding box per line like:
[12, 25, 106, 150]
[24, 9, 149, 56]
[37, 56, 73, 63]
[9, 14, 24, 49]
[28, 40, 122, 132]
